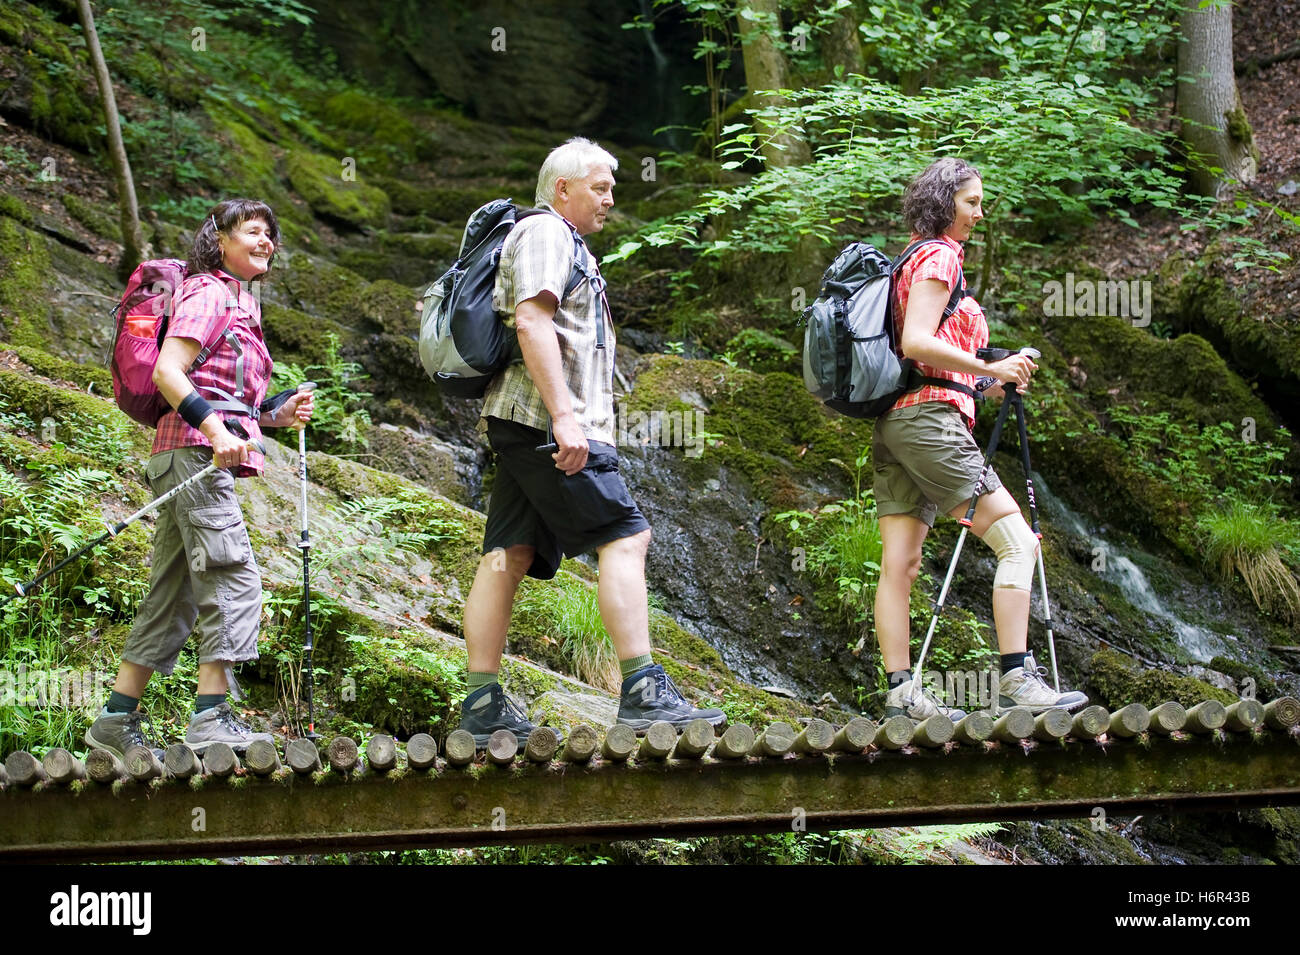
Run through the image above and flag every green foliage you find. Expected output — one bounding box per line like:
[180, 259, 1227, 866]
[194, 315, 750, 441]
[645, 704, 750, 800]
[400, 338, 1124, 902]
[269, 331, 372, 455]
[515, 577, 620, 692]
[880, 823, 1004, 863]
[1196, 501, 1300, 622]
[723, 327, 798, 373]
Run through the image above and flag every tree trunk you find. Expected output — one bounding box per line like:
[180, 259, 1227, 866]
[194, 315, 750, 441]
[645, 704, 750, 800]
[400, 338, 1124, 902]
[1177, 0, 1258, 198]
[75, 0, 148, 277]
[736, 0, 811, 169]
[819, 4, 864, 78]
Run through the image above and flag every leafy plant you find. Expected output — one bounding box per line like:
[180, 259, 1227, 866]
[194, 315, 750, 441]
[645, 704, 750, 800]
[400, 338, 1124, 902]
[269, 332, 372, 454]
[1196, 501, 1300, 623]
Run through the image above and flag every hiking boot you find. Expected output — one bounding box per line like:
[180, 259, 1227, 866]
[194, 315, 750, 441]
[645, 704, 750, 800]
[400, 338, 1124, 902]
[185, 701, 275, 754]
[616, 664, 727, 733]
[883, 678, 968, 722]
[85, 707, 165, 761]
[998, 654, 1088, 714]
[459, 683, 563, 751]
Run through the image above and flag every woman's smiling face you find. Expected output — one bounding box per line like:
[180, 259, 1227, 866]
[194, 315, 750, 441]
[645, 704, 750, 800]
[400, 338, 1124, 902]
[219, 216, 275, 280]
[944, 177, 984, 243]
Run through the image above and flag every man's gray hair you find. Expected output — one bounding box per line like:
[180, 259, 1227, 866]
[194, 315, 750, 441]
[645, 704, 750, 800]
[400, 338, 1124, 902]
[536, 137, 619, 206]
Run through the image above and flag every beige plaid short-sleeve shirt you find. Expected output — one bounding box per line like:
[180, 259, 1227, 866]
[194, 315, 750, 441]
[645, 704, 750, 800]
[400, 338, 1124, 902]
[481, 206, 616, 445]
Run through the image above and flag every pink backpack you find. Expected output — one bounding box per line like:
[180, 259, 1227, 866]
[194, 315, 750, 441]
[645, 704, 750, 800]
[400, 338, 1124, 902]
[110, 261, 245, 427]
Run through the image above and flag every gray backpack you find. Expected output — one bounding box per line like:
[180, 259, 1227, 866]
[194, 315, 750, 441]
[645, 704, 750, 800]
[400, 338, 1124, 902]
[418, 199, 601, 398]
[801, 239, 975, 418]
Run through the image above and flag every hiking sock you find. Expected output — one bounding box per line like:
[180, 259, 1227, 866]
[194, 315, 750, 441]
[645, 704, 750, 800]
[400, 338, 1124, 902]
[106, 691, 139, 714]
[194, 694, 226, 715]
[1000, 652, 1028, 674]
[887, 669, 912, 688]
[467, 671, 499, 694]
[619, 654, 654, 679]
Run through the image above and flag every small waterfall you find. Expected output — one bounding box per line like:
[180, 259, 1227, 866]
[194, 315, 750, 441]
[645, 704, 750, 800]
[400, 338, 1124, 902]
[1031, 474, 1229, 662]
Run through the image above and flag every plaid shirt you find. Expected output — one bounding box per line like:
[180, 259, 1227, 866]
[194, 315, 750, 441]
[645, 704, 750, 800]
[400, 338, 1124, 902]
[152, 270, 271, 476]
[482, 205, 615, 445]
[891, 234, 988, 427]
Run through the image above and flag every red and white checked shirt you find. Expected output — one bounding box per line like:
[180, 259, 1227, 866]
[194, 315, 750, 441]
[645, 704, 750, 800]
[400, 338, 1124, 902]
[152, 269, 272, 476]
[890, 234, 988, 427]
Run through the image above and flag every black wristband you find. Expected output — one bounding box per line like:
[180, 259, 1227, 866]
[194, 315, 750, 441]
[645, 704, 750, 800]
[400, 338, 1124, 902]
[178, 391, 215, 430]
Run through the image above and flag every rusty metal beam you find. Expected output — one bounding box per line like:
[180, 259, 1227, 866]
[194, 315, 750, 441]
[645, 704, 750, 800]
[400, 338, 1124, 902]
[2, 730, 1298, 862]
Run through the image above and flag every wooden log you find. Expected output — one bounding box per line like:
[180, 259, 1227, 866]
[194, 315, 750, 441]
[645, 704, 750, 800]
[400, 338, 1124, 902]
[1070, 705, 1111, 740]
[4, 751, 46, 787]
[672, 718, 714, 759]
[285, 739, 322, 775]
[751, 721, 796, 757]
[443, 730, 476, 767]
[163, 744, 203, 780]
[1264, 697, 1300, 731]
[560, 723, 599, 763]
[85, 748, 125, 784]
[244, 740, 281, 776]
[601, 724, 637, 762]
[1108, 703, 1150, 738]
[793, 718, 835, 754]
[1224, 699, 1264, 732]
[873, 715, 915, 750]
[1033, 709, 1072, 742]
[912, 714, 954, 748]
[638, 721, 677, 760]
[953, 712, 994, 745]
[327, 736, 360, 773]
[366, 734, 398, 773]
[486, 730, 518, 766]
[832, 718, 876, 752]
[42, 748, 86, 784]
[524, 727, 560, 763]
[203, 742, 240, 778]
[1184, 700, 1227, 734]
[713, 724, 754, 759]
[1148, 701, 1187, 736]
[124, 745, 162, 782]
[992, 707, 1034, 743]
[405, 734, 437, 771]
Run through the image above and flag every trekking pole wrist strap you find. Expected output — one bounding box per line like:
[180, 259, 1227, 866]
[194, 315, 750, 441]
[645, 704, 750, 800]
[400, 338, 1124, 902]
[178, 391, 215, 430]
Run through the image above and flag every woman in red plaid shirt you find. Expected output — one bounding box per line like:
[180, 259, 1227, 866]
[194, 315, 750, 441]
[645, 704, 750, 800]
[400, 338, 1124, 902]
[87, 199, 315, 759]
[872, 158, 1087, 720]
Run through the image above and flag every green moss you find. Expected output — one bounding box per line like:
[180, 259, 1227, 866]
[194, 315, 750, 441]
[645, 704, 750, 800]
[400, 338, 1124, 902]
[318, 90, 434, 164]
[1087, 648, 1237, 709]
[0, 4, 100, 151]
[273, 254, 413, 335]
[1207, 655, 1279, 701]
[60, 193, 120, 241]
[0, 194, 34, 227]
[285, 149, 391, 230]
[8, 344, 113, 393]
[0, 217, 52, 348]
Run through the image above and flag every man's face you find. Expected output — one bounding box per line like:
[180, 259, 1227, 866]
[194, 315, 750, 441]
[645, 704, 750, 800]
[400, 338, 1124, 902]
[555, 164, 614, 236]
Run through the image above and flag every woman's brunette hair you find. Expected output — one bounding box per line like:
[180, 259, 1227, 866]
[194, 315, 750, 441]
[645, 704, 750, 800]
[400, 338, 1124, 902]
[901, 158, 981, 238]
[187, 198, 281, 277]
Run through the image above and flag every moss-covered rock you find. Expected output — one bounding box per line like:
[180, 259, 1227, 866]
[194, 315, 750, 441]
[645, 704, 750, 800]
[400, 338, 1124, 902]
[6, 344, 113, 394]
[317, 89, 436, 164]
[0, 217, 53, 349]
[285, 149, 391, 230]
[61, 194, 120, 243]
[0, 3, 101, 152]
[1087, 648, 1237, 709]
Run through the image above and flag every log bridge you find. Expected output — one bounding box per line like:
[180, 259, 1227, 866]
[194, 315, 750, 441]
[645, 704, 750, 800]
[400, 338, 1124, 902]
[2, 698, 1298, 862]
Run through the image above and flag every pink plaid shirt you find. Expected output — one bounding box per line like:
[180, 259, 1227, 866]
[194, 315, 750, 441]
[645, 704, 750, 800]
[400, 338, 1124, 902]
[891, 234, 988, 427]
[151, 269, 271, 476]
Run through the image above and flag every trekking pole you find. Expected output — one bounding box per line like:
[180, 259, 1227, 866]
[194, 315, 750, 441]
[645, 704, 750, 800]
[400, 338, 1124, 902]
[294, 381, 319, 738]
[1, 422, 264, 610]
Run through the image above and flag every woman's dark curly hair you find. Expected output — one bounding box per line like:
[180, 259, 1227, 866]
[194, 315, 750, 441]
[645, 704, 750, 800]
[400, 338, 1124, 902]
[187, 198, 281, 277]
[901, 158, 982, 238]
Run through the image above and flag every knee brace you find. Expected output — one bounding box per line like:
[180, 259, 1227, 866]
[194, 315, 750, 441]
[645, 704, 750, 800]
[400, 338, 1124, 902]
[982, 514, 1039, 590]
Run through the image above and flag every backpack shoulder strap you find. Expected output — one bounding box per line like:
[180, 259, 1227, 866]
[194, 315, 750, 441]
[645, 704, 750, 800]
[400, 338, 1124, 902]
[893, 238, 965, 323]
[181, 272, 255, 412]
[518, 207, 607, 351]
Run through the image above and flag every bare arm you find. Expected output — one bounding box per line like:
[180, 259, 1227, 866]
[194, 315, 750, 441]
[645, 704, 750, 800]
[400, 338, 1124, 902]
[153, 337, 247, 467]
[514, 291, 587, 475]
[899, 279, 1035, 389]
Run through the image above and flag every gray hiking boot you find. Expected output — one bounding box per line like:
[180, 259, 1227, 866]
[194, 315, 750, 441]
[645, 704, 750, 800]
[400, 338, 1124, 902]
[884, 678, 968, 722]
[616, 664, 727, 733]
[185, 701, 274, 754]
[998, 654, 1089, 714]
[85, 707, 166, 760]
[459, 683, 564, 751]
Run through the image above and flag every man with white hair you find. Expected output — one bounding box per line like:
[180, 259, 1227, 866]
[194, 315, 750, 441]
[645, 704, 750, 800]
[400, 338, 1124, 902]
[458, 137, 725, 749]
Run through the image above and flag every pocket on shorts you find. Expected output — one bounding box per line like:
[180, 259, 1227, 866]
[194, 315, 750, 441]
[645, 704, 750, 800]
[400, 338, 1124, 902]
[559, 445, 626, 517]
[144, 451, 174, 485]
[186, 504, 251, 568]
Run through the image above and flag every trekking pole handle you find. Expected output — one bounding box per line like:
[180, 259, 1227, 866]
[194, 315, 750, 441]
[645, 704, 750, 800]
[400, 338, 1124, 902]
[294, 381, 317, 431]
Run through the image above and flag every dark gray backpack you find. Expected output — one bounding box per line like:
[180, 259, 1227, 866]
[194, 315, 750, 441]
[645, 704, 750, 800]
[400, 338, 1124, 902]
[418, 199, 602, 398]
[801, 239, 974, 418]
